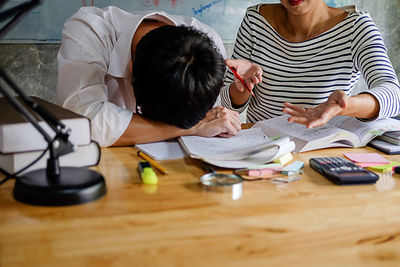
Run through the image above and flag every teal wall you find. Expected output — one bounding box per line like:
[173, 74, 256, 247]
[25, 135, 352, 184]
[0, 0, 351, 43]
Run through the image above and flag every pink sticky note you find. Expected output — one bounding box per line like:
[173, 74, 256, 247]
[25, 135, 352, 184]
[357, 162, 389, 168]
[343, 153, 390, 164]
[248, 169, 274, 177]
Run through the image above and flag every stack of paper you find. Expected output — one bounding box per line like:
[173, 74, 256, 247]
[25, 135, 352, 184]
[179, 127, 295, 168]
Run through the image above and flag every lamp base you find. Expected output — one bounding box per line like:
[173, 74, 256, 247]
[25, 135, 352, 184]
[13, 167, 106, 206]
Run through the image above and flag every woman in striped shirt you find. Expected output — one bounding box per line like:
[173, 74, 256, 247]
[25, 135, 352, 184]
[222, 0, 400, 128]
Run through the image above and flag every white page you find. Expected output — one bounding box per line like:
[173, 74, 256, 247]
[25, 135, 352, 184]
[179, 127, 271, 158]
[193, 137, 295, 169]
[256, 114, 345, 142]
[328, 116, 400, 145]
[136, 140, 186, 160]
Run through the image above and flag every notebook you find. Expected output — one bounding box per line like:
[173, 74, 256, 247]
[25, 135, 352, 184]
[135, 140, 186, 160]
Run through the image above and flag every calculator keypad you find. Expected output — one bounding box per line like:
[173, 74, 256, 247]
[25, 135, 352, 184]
[309, 157, 379, 185]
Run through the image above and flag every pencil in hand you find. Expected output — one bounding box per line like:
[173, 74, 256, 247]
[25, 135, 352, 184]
[226, 64, 255, 97]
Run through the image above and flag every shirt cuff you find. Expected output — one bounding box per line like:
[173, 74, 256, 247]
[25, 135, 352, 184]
[361, 84, 400, 119]
[220, 84, 250, 114]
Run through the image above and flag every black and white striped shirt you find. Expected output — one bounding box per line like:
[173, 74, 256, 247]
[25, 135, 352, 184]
[221, 5, 400, 123]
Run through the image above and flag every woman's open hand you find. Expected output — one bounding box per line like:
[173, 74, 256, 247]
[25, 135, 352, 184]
[283, 90, 349, 128]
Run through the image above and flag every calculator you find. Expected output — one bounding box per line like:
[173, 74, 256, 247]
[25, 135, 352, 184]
[309, 157, 379, 185]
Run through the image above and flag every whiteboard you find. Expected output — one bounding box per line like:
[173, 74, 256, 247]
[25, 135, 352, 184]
[1, 0, 351, 43]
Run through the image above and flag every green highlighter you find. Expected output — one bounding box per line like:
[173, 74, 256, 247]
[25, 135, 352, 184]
[138, 161, 158, 185]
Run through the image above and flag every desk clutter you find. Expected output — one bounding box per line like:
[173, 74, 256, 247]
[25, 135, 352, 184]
[235, 160, 304, 184]
[136, 115, 400, 167]
[134, 114, 400, 193]
[197, 155, 304, 200]
[3, 96, 400, 204]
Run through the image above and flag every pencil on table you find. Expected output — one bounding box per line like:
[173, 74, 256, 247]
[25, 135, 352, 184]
[137, 151, 168, 175]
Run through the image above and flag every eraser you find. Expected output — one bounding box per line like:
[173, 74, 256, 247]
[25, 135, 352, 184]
[248, 168, 275, 177]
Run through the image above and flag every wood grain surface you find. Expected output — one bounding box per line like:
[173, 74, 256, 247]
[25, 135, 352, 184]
[1, 144, 400, 266]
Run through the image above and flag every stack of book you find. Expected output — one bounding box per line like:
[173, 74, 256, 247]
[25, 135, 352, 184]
[369, 131, 400, 154]
[0, 96, 100, 175]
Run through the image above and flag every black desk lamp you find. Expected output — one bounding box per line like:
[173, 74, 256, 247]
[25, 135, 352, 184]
[0, 0, 106, 206]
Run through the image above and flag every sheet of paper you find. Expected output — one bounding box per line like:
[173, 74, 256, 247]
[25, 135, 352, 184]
[136, 140, 186, 160]
[257, 114, 345, 142]
[198, 137, 295, 168]
[180, 127, 271, 158]
[179, 127, 295, 168]
[329, 116, 400, 145]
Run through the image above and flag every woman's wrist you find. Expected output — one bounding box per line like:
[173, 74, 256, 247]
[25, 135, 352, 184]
[229, 83, 250, 108]
[341, 93, 380, 119]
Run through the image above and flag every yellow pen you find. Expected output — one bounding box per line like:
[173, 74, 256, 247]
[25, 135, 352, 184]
[137, 151, 168, 175]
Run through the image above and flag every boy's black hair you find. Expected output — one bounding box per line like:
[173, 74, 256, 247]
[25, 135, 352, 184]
[133, 25, 225, 129]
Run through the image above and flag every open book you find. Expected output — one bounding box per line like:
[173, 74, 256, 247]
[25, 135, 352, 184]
[255, 115, 400, 152]
[179, 127, 295, 168]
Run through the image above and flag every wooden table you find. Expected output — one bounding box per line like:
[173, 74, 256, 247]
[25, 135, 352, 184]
[2, 145, 400, 266]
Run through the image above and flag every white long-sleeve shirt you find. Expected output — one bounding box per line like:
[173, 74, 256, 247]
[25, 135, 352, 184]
[221, 5, 400, 122]
[57, 6, 226, 147]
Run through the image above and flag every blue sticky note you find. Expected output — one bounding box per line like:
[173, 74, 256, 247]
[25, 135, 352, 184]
[281, 161, 304, 175]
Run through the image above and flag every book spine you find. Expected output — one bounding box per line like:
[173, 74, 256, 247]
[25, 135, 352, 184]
[0, 141, 100, 175]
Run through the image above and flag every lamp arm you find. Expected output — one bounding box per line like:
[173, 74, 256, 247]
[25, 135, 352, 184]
[0, 69, 53, 143]
[0, 67, 69, 133]
[0, 66, 74, 150]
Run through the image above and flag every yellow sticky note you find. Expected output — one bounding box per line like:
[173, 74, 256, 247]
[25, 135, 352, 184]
[273, 152, 293, 166]
[367, 161, 400, 172]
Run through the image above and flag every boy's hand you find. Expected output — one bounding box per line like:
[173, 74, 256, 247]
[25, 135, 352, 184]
[192, 106, 241, 137]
